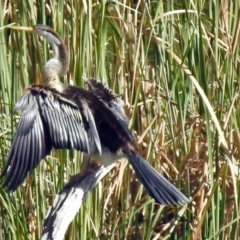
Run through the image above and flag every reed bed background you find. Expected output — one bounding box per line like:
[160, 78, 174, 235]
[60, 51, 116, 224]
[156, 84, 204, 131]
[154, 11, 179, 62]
[0, 0, 240, 239]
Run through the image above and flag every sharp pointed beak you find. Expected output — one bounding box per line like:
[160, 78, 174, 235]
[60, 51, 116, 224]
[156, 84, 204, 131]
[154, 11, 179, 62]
[6, 25, 34, 32]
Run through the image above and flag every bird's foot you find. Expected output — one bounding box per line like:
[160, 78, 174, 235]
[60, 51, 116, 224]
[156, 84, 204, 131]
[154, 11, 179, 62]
[64, 160, 101, 188]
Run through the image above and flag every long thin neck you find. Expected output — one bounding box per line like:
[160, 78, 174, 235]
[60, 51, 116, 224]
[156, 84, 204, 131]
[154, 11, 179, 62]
[38, 29, 69, 90]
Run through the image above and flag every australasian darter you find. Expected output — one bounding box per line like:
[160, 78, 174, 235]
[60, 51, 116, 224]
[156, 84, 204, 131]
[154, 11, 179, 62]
[1, 24, 189, 205]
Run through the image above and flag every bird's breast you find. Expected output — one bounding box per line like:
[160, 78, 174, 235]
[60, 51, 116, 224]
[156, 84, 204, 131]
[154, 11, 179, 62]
[90, 146, 126, 166]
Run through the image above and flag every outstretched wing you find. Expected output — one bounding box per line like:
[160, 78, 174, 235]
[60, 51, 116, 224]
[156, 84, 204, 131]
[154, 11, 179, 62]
[1, 85, 98, 191]
[86, 79, 132, 141]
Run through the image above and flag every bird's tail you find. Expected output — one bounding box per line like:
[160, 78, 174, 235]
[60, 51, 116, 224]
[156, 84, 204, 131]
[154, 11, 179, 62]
[126, 152, 189, 205]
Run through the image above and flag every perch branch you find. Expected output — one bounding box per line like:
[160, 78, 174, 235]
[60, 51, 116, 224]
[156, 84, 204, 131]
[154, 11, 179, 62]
[40, 163, 115, 240]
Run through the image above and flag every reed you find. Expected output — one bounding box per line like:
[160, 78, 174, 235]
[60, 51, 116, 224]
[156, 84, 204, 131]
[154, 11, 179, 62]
[0, 0, 239, 239]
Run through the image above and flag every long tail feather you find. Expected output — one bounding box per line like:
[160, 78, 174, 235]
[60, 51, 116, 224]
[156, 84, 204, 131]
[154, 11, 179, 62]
[126, 152, 189, 205]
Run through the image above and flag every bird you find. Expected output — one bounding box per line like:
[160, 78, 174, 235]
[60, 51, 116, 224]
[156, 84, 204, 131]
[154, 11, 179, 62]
[1, 24, 189, 205]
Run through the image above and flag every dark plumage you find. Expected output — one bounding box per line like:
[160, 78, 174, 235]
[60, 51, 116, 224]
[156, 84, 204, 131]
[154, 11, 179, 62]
[1, 25, 189, 205]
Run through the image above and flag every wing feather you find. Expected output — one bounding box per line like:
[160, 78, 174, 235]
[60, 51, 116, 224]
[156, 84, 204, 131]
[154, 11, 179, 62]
[82, 101, 101, 154]
[87, 80, 133, 142]
[1, 86, 98, 191]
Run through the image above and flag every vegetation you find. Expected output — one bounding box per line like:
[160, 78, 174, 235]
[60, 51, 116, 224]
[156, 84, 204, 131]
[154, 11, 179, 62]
[0, 0, 240, 239]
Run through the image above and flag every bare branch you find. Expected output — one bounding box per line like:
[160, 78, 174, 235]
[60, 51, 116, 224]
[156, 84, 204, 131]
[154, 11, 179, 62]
[40, 163, 116, 240]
